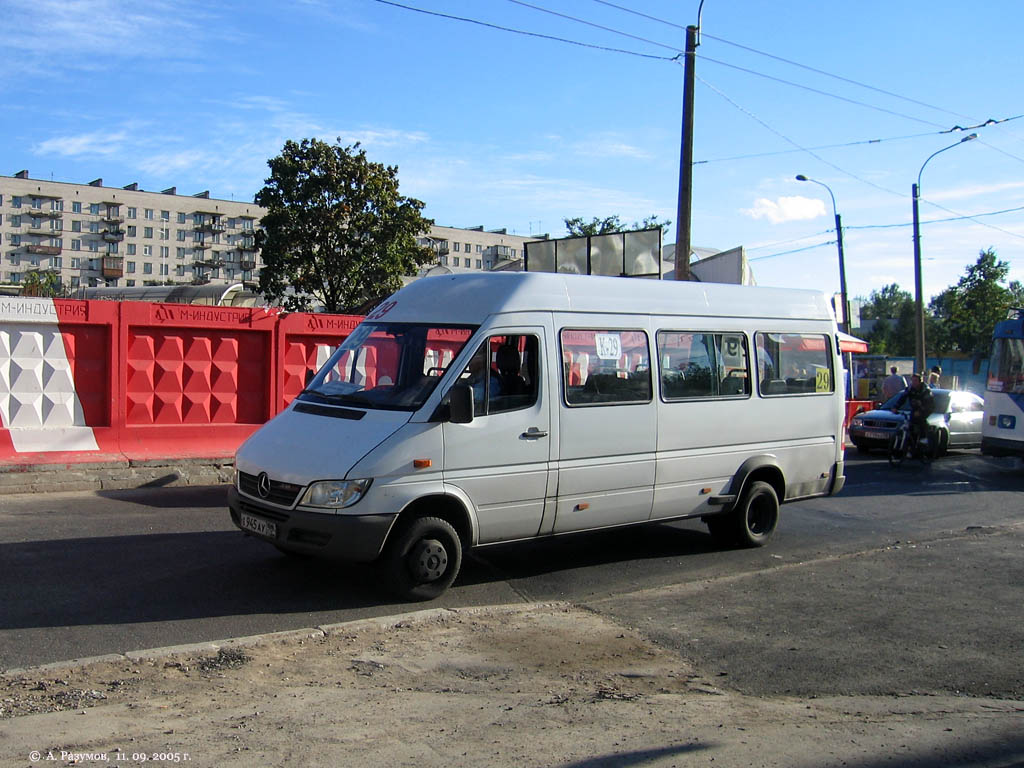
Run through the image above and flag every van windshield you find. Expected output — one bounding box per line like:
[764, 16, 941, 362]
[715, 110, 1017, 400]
[298, 322, 476, 411]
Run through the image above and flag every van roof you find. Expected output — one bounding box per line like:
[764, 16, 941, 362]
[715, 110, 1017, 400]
[375, 272, 834, 324]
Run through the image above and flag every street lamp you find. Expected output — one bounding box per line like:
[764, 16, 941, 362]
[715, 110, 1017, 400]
[796, 174, 848, 335]
[912, 133, 977, 373]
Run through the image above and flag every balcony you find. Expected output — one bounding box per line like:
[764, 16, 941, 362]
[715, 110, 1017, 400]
[238, 237, 257, 251]
[102, 214, 125, 225]
[193, 218, 226, 233]
[191, 275, 211, 286]
[31, 209, 63, 219]
[102, 229, 125, 242]
[26, 244, 62, 256]
[27, 225, 59, 236]
[192, 240, 210, 250]
[239, 260, 257, 271]
[193, 257, 225, 269]
[101, 256, 124, 279]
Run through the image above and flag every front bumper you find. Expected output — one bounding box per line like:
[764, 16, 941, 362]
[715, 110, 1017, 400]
[228, 486, 397, 562]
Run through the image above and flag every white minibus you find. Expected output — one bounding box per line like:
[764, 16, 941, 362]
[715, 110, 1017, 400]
[229, 272, 846, 599]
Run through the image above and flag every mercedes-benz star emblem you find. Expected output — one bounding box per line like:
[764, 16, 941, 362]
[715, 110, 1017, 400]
[256, 472, 271, 499]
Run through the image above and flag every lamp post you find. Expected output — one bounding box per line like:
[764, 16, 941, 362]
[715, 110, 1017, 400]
[912, 133, 977, 373]
[796, 175, 848, 334]
[674, 0, 706, 281]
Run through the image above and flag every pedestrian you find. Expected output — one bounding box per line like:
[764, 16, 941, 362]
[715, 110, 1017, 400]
[928, 365, 942, 387]
[881, 366, 906, 401]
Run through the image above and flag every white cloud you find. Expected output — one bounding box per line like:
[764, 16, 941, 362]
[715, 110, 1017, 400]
[742, 196, 826, 224]
[34, 130, 128, 157]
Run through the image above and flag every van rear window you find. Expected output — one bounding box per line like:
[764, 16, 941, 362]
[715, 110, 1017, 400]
[755, 332, 834, 395]
[561, 329, 652, 406]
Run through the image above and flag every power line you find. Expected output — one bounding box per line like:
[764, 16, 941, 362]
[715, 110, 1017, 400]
[504, 0, 680, 53]
[698, 54, 948, 129]
[370, 0, 675, 60]
[845, 204, 1024, 231]
[701, 32, 975, 123]
[749, 241, 835, 261]
[696, 131, 942, 165]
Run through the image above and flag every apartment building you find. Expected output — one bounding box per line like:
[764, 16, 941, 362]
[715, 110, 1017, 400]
[0, 171, 538, 295]
[0, 171, 263, 292]
[418, 224, 533, 272]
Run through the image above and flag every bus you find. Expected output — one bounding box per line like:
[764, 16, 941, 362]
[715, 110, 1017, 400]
[982, 307, 1024, 458]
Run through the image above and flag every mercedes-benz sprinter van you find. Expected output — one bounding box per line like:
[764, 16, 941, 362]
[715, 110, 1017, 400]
[229, 272, 846, 599]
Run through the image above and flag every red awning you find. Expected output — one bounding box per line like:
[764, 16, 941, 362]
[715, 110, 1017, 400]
[838, 331, 869, 354]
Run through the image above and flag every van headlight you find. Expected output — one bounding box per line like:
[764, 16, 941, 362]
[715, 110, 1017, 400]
[301, 479, 372, 509]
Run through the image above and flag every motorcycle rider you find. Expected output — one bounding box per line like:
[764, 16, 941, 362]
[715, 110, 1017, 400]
[892, 373, 935, 448]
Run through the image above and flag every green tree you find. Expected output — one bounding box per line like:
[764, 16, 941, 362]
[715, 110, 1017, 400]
[928, 248, 1019, 356]
[857, 283, 915, 356]
[563, 215, 671, 237]
[255, 139, 433, 313]
[19, 270, 60, 297]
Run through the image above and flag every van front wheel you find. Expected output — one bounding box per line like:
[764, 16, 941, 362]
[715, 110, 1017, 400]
[384, 516, 462, 601]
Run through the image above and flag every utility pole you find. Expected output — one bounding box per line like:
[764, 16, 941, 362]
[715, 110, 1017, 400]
[674, 23, 698, 281]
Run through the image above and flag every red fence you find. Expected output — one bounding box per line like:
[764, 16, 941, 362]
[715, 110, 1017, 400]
[0, 298, 362, 465]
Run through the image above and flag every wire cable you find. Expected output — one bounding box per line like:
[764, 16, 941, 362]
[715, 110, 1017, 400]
[504, 0, 680, 53]
[696, 131, 943, 165]
[371, 0, 676, 60]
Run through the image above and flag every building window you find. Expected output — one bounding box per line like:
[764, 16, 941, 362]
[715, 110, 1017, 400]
[12, 197, 22, 208]
[126, 261, 136, 273]
[89, 241, 98, 252]
[126, 280, 136, 287]
[71, 257, 80, 268]
[476, 259, 482, 269]
[72, 220, 81, 232]
[177, 230, 187, 241]
[463, 258, 471, 268]
[160, 227, 169, 240]
[71, 201, 81, 213]
[144, 227, 153, 238]
[107, 242, 118, 254]
[89, 203, 100, 215]
[161, 210, 170, 221]
[143, 245, 152, 257]
[127, 244, 136, 255]
[464, 243, 471, 252]
[127, 207, 136, 219]
[453, 242, 460, 252]
[177, 212, 186, 224]
[72, 240, 81, 251]
[51, 257, 63, 269]
[144, 209, 154, 220]
[176, 248, 187, 259]
[160, 263, 169, 276]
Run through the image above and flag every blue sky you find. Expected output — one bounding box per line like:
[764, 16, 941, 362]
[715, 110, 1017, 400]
[4, 0, 1022, 306]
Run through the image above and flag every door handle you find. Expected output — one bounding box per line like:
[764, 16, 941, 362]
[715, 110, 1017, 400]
[521, 427, 548, 439]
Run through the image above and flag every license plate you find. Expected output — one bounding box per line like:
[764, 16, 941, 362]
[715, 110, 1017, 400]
[240, 513, 277, 539]
[864, 430, 889, 440]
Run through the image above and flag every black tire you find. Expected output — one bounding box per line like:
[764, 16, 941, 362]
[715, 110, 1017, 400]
[383, 516, 462, 601]
[734, 480, 779, 547]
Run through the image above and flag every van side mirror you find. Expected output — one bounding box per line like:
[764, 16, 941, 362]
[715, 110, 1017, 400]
[448, 384, 474, 424]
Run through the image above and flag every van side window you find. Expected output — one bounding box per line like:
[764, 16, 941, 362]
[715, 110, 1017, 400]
[561, 329, 652, 406]
[657, 331, 750, 400]
[755, 332, 834, 395]
[458, 334, 540, 416]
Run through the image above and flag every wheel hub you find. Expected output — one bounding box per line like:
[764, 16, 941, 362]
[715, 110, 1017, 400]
[409, 538, 448, 582]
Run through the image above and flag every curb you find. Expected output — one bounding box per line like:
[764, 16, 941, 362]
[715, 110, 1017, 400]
[0, 457, 234, 495]
[1, 602, 569, 678]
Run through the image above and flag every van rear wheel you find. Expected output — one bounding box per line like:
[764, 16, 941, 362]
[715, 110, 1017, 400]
[736, 481, 779, 547]
[384, 516, 462, 601]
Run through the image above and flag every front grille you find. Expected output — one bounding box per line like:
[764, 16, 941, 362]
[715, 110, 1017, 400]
[238, 471, 305, 507]
[237, 497, 290, 523]
[861, 419, 896, 429]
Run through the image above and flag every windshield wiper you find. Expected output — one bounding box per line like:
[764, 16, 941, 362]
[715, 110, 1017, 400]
[299, 389, 376, 407]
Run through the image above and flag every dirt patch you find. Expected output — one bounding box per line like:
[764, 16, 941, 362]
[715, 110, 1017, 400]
[1, 603, 1021, 768]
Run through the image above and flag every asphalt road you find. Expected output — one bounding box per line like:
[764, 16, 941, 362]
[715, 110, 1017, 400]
[2, 450, 1022, 704]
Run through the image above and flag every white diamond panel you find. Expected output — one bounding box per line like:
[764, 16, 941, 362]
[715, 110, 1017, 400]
[0, 320, 98, 452]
